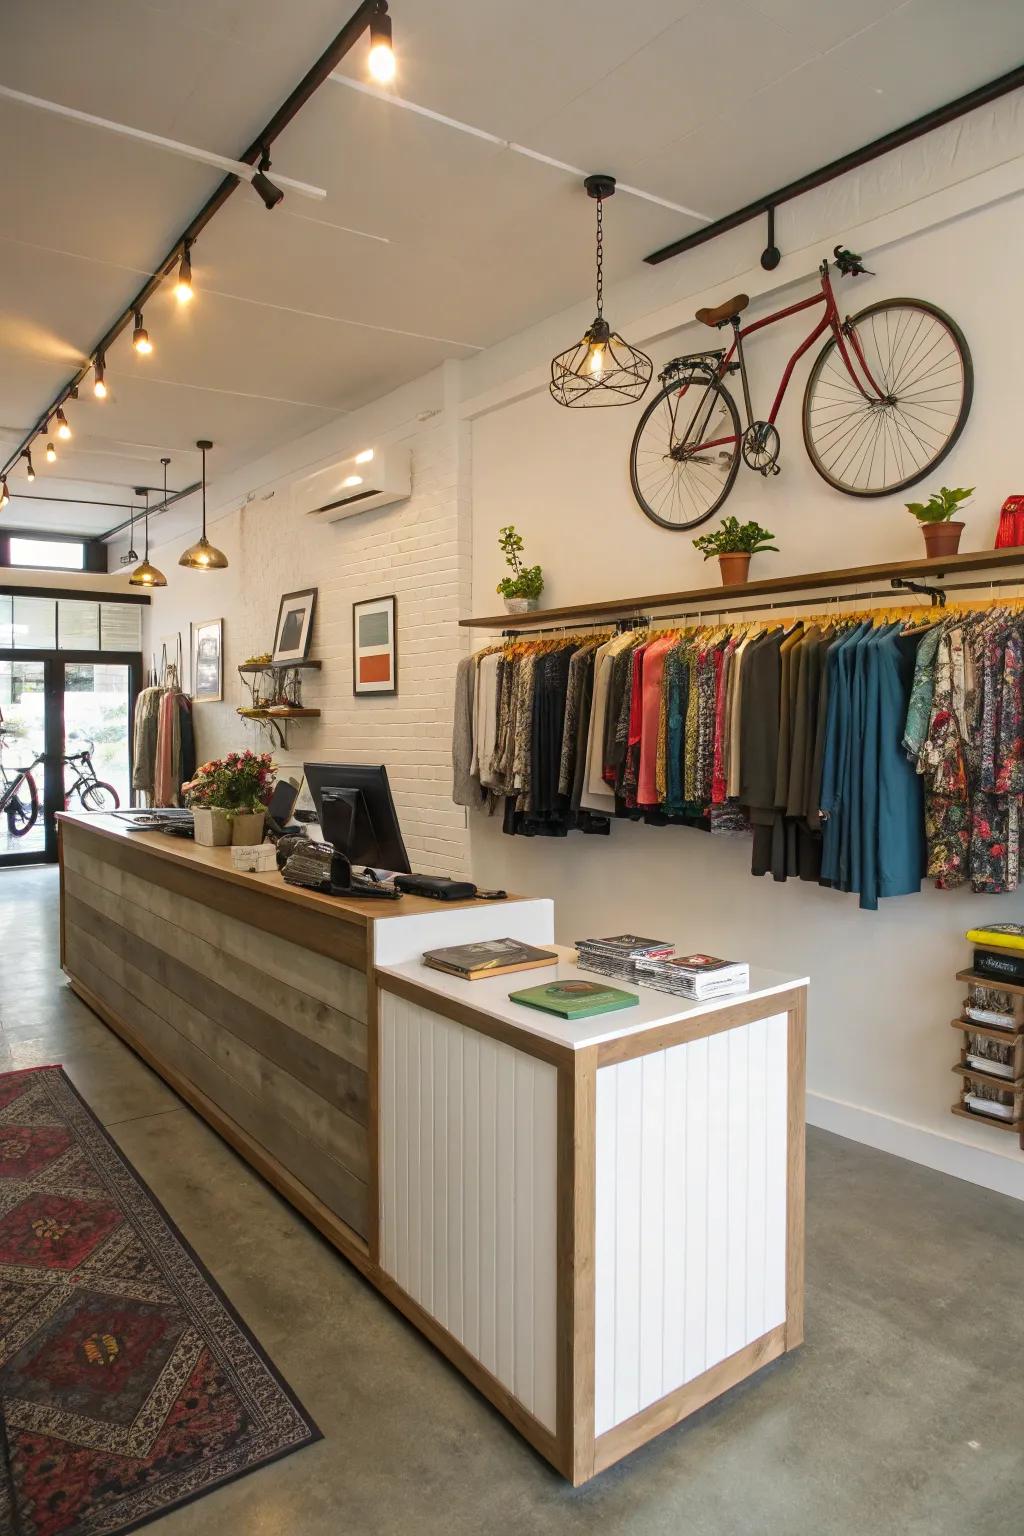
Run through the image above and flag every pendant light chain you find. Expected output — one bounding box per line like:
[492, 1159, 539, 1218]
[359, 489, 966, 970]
[594, 195, 604, 321]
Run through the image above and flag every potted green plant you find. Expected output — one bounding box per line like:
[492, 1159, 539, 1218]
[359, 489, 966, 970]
[182, 749, 276, 846]
[496, 524, 544, 613]
[905, 485, 973, 558]
[692, 516, 779, 587]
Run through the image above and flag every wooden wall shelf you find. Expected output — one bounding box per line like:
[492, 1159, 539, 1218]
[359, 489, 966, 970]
[461, 547, 1024, 630]
[237, 660, 322, 674]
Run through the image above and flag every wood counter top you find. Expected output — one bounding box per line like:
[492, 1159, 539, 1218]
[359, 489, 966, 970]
[56, 813, 519, 929]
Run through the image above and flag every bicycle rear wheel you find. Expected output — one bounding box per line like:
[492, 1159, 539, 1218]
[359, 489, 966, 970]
[630, 371, 741, 530]
[803, 298, 972, 497]
[5, 770, 39, 838]
[79, 781, 120, 812]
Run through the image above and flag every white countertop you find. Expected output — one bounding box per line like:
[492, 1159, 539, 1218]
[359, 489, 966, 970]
[376, 946, 808, 1050]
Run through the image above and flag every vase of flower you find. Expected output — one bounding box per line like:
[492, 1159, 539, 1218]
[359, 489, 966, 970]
[192, 807, 231, 846]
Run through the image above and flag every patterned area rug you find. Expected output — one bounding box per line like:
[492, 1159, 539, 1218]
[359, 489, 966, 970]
[0, 1066, 320, 1535]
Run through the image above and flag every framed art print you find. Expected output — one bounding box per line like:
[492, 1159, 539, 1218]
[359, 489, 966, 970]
[272, 587, 317, 664]
[353, 594, 397, 695]
[191, 618, 223, 703]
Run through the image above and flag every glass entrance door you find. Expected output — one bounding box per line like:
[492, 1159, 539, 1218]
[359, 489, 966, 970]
[0, 654, 140, 866]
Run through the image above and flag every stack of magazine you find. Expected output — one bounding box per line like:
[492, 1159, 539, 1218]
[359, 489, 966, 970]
[575, 934, 674, 983]
[634, 953, 749, 1000]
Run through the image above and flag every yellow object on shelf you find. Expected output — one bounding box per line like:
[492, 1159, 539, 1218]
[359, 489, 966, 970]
[965, 925, 1024, 953]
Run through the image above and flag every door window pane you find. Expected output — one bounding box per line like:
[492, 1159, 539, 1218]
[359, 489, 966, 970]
[11, 596, 56, 649]
[58, 600, 100, 650]
[0, 595, 11, 648]
[99, 602, 142, 651]
[63, 664, 130, 812]
[0, 660, 46, 859]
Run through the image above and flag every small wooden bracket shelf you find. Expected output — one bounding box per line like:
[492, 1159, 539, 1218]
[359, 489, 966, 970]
[237, 659, 322, 749]
[461, 548, 1024, 631]
[952, 968, 1024, 1147]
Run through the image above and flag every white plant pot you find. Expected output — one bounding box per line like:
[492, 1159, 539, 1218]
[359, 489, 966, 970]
[503, 596, 539, 615]
[193, 807, 231, 846]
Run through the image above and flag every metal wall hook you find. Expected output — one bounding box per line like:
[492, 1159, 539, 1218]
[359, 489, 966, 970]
[760, 206, 781, 271]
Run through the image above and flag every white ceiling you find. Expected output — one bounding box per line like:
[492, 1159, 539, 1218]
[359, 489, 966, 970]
[1, 0, 1022, 540]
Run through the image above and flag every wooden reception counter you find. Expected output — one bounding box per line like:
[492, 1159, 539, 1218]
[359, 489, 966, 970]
[58, 812, 808, 1484]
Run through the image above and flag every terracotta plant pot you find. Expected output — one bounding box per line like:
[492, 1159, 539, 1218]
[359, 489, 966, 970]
[192, 807, 231, 847]
[231, 811, 266, 846]
[717, 552, 751, 587]
[920, 520, 964, 558]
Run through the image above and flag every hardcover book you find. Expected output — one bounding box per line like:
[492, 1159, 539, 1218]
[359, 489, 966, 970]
[509, 979, 639, 1019]
[422, 938, 557, 980]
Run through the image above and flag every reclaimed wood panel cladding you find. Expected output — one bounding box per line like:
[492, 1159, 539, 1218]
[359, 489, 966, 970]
[62, 830, 371, 1238]
[378, 990, 559, 1433]
[593, 1013, 788, 1437]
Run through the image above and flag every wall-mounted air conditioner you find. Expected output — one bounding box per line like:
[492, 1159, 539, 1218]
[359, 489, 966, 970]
[294, 446, 411, 521]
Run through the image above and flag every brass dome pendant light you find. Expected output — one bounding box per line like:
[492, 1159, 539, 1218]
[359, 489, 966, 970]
[129, 462, 168, 588]
[178, 439, 228, 570]
[550, 174, 653, 408]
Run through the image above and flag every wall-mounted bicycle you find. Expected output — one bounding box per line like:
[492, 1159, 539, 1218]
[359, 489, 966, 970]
[629, 247, 973, 530]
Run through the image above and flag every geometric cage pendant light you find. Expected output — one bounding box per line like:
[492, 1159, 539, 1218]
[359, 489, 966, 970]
[178, 439, 228, 570]
[129, 463, 168, 588]
[549, 174, 653, 408]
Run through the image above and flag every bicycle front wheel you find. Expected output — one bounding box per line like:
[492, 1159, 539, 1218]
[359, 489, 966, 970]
[79, 781, 120, 812]
[803, 299, 972, 497]
[630, 372, 741, 530]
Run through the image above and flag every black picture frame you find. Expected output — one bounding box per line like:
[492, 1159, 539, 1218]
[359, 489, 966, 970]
[352, 593, 397, 696]
[272, 587, 318, 665]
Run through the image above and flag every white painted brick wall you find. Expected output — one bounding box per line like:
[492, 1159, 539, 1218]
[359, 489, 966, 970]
[142, 407, 472, 877]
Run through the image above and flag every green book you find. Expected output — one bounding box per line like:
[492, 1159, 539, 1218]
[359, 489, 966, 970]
[509, 979, 639, 1020]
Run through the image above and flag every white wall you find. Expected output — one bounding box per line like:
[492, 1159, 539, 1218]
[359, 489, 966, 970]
[465, 127, 1024, 1199]
[134, 365, 472, 877]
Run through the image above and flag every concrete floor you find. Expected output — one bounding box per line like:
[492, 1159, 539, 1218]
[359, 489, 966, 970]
[1, 866, 1022, 1535]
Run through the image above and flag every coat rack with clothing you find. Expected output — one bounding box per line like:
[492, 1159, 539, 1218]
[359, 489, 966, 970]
[453, 589, 1024, 911]
[132, 637, 197, 807]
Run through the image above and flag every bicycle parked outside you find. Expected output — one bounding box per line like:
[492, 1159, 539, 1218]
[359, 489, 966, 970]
[0, 722, 120, 839]
[629, 247, 973, 530]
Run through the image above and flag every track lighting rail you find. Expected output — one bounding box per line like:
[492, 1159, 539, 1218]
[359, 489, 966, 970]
[644, 61, 1024, 266]
[0, 0, 391, 484]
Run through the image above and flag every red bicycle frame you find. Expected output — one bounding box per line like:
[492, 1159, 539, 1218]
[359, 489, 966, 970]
[680, 262, 887, 453]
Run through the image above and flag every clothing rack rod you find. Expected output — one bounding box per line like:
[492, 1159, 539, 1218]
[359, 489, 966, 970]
[500, 573, 1024, 636]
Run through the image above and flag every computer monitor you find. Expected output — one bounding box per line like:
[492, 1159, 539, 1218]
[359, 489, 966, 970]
[303, 763, 411, 874]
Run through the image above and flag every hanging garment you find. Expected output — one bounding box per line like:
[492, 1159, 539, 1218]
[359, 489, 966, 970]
[452, 653, 479, 808]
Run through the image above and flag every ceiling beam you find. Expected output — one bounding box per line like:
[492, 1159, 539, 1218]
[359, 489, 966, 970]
[0, 0, 390, 484]
[98, 482, 202, 543]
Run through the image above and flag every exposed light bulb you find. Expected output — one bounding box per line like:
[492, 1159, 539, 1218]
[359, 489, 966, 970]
[342, 474, 363, 487]
[355, 448, 374, 464]
[368, 13, 395, 81]
[132, 311, 153, 354]
[55, 407, 72, 440]
[22, 450, 34, 482]
[174, 245, 193, 304]
[588, 343, 605, 376]
[0, 478, 8, 507]
[94, 355, 107, 398]
[46, 441, 57, 463]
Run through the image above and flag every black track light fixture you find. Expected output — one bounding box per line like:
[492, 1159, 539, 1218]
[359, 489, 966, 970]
[251, 148, 284, 211]
[94, 353, 107, 398]
[174, 241, 194, 305]
[132, 311, 153, 355]
[21, 450, 34, 482]
[368, 9, 396, 82]
[179, 440, 228, 570]
[55, 407, 71, 440]
[45, 441, 56, 464]
[0, 477, 8, 508]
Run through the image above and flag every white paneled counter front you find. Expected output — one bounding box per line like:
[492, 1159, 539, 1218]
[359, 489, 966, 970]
[375, 943, 808, 1484]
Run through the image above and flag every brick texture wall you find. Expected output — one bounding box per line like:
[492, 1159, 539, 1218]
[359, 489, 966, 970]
[142, 404, 472, 876]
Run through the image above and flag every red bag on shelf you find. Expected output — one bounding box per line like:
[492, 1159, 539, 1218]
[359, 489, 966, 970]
[995, 495, 1024, 547]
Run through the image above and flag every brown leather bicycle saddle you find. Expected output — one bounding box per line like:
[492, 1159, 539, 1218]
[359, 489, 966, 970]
[695, 293, 750, 327]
